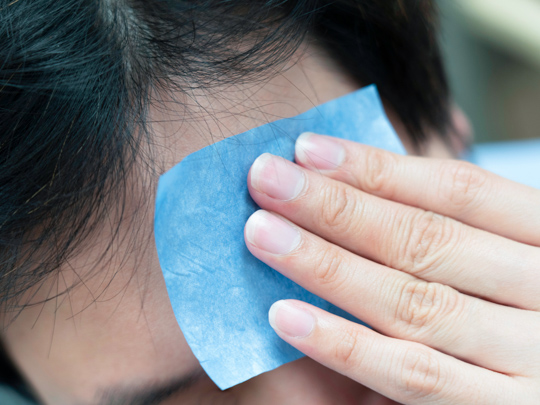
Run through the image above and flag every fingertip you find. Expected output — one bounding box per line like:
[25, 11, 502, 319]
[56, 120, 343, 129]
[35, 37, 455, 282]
[295, 133, 345, 171]
[268, 300, 315, 339]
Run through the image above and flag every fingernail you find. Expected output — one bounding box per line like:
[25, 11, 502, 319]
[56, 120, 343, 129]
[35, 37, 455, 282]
[269, 301, 315, 338]
[245, 211, 301, 255]
[250, 153, 305, 201]
[296, 132, 345, 170]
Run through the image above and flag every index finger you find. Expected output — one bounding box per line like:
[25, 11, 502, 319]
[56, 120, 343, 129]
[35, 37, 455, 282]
[295, 133, 540, 246]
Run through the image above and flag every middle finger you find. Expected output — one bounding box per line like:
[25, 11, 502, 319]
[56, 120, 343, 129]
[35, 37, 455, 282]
[247, 153, 540, 311]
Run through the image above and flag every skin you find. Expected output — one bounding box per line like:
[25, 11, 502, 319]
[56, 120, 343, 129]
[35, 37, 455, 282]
[245, 138, 540, 404]
[0, 44, 475, 405]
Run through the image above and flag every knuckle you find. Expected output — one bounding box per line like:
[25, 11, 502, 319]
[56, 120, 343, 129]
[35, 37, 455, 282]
[312, 247, 348, 289]
[319, 183, 361, 233]
[399, 348, 444, 400]
[395, 281, 463, 335]
[440, 161, 488, 212]
[363, 147, 395, 194]
[399, 211, 454, 276]
[334, 327, 363, 368]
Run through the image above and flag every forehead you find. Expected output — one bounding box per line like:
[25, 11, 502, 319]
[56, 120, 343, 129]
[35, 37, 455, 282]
[149, 47, 361, 173]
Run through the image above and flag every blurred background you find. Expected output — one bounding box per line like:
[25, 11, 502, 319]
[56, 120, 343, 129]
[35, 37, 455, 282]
[438, 0, 540, 143]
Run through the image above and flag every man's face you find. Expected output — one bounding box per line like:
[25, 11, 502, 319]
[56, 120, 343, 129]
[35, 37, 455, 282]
[1, 45, 466, 405]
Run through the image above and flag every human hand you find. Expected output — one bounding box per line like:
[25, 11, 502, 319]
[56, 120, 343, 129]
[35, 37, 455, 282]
[244, 133, 540, 404]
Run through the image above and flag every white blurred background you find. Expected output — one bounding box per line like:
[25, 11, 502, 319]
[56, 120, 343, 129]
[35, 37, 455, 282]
[439, 0, 540, 143]
[437, 0, 540, 187]
[439, 0, 540, 142]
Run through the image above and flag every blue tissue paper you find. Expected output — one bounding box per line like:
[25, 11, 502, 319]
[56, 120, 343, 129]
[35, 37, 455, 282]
[154, 85, 406, 390]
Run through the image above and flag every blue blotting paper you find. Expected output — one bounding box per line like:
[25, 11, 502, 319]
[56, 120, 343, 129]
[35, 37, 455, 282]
[154, 85, 406, 390]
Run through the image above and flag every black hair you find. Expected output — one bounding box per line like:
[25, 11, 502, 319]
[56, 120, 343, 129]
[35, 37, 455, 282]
[0, 0, 451, 317]
[0, 0, 452, 396]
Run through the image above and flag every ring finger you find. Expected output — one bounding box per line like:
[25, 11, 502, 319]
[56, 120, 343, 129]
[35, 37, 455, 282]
[245, 210, 540, 376]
